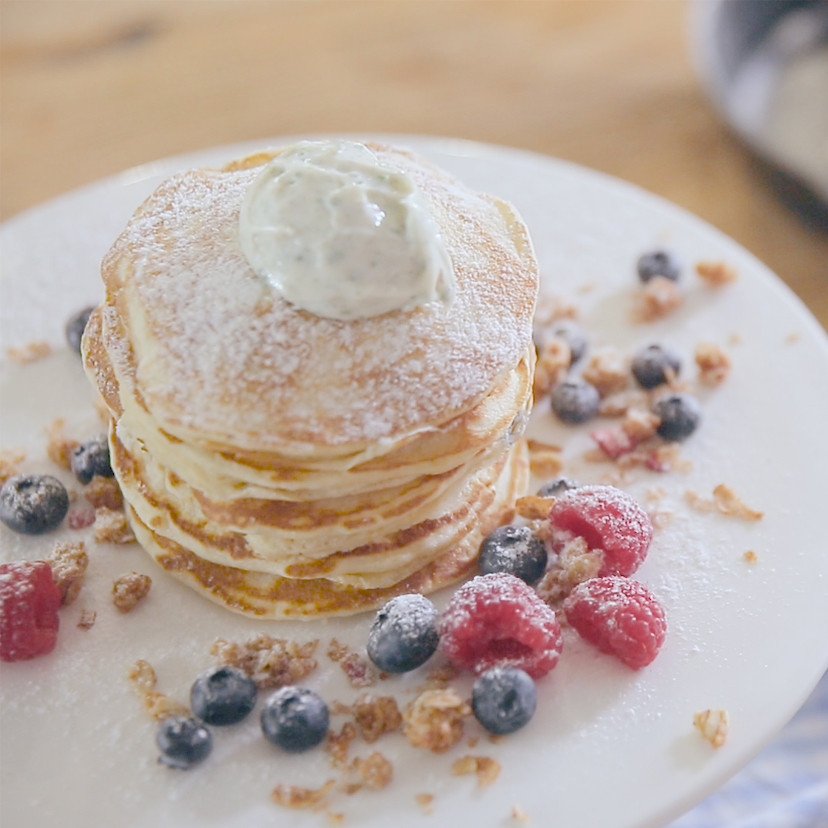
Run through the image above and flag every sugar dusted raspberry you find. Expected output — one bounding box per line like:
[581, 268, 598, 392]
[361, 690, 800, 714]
[548, 485, 653, 577]
[0, 561, 62, 662]
[563, 576, 666, 669]
[439, 573, 563, 678]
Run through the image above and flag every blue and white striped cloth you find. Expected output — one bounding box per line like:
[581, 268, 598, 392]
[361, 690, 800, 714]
[669, 670, 828, 828]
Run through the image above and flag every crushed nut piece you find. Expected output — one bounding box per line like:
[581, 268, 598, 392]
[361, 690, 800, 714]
[622, 407, 661, 443]
[693, 708, 729, 748]
[112, 571, 152, 613]
[352, 693, 402, 742]
[6, 341, 51, 363]
[582, 347, 630, 396]
[271, 780, 336, 811]
[696, 261, 737, 286]
[404, 688, 471, 753]
[128, 659, 189, 721]
[743, 550, 758, 564]
[211, 635, 318, 689]
[83, 476, 123, 510]
[512, 804, 531, 824]
[77, 608, 97, 630]
[415, 793, 435, 813]
[0, 448, 26, 484]
[327, 722, 357, 767]
[636, 275, 683, 321]
[695, 342, 731, 386]
[451, 755, 501, 787]
[599, 389, 651, 418]
[45, 418, 78, 470]
[68, 506, 96, 530]
[328, 639, 379, 687]
[94, 506, 136, 544]
[47, 540, 88, 605]
[685, 484, 763, 520]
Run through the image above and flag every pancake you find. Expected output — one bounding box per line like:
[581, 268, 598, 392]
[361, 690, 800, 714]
[83, 139, 539, 617]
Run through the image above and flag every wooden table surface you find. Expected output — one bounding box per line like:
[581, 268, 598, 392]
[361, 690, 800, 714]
[2, 0, 826, 329]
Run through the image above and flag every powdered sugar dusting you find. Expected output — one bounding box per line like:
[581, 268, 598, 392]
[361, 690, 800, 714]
[99, 144, 538, 449]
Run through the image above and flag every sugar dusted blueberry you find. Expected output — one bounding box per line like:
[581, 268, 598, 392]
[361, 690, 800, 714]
[472, 666, 537, 735]
[65, 305, 95, 355]
[260, 686, 329, 752]
[70, 435, 113, 484]
[653, 392, 701, 441]
[478, 524, 547, 585]
[550, 378, 600, 424]
[637, 249, 681, 283]
[367, 593, 439, 673]
[157, 715, 213, 769]
[631, 343, 682, 389]
[190, 665, 257, 726]
[0, 474, 70, 535]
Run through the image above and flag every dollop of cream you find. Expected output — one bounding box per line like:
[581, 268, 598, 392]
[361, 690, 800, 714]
[238, 140, 456, 320]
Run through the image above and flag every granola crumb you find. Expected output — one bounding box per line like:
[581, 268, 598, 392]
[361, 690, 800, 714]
[693, 708, 729, 748]
[534, 294, 579, 327]
[112, 571, 152, 613]
[327, 812, 345, 826]
[685, 484, 763, 520]
[45, 418, 79, 470]
[93, 506, 136, 544]
[535, 536, 602, 607]
[328, 639, 380, 687]
[404, 688, 471, 753]
[582, 347, 630, 397]
[415, 793, 435, 813]
[327, 722, 358, 767]
[425, 661, 461, 684]
[47, 540, 89, 605]
[599, 389, 650, 418]
[743, 550, 758, 564]
[533, 338, 571, 398]
[512, 804, 531, 824]
[515, 494, 555, 521]
[83, 475, 123, 510]
[635, 275, 683, 321]
[6, 341, 52, 364]
[77, 608, 97, 630]
[695, 342, 731, 386]
[352, 751, 393, 791]
[352, 693, 402, 742]
[211, 635, 319, 689]
[271, 780, 336, 811]
[451, 755, 501, 788]
[67, 506, 96, 530]
[127, 659, 189, 721]
[696, 261, 738, 286]
[0, 448, 26, 484]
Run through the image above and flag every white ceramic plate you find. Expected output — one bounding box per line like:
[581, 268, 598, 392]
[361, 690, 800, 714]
[2, 137, 828, 828]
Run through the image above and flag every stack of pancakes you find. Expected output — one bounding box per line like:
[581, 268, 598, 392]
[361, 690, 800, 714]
[83, 142, 538, 618]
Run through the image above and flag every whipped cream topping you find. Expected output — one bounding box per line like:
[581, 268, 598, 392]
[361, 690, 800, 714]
[238, 140, 456, 320]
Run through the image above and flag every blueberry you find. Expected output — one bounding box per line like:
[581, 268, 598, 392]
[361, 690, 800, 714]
[65, 305, 95, 355]
[537, 477, 579, 497]
[471, 667, 537, 735]
[478, 524, 547, 585]
[70, 435, 113, 485]
[550, 378, 600, 424]
[261, 686, 329, 752]
[366, 593, 439, 673]
[653, 392, 701, 441]
[631, 343, 682, 389]
[0, 474, 70, 535]
[156, 715, 213, 769]
[190, 665, 257, 726]
[637, 249, 681, 283]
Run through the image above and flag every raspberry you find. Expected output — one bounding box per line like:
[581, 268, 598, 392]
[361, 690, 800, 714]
[0, 561, 62, 662]
[563, 576, 666, 669]
[439, 573, 563, 678]
[548, 485, 653, 577]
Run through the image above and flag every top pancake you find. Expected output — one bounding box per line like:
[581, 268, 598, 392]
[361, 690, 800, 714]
[99, 142, 538, 453]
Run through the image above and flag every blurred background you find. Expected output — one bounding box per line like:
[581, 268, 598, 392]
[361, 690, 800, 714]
[1, 0, 826, 330]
